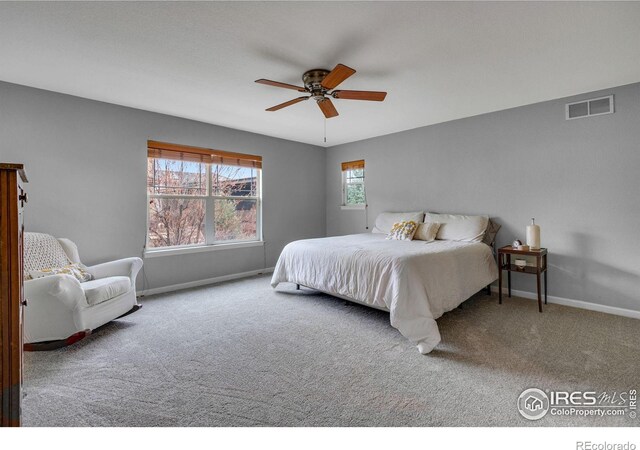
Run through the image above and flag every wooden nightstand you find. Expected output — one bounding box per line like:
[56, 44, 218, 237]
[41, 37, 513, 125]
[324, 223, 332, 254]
[498, 246, 548, 312]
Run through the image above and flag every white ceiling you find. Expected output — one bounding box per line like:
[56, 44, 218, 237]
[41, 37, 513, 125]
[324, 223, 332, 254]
[1, 2, 640, 147]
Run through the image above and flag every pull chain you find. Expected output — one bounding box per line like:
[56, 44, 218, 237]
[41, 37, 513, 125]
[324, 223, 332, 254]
[324, 118, 327, 143]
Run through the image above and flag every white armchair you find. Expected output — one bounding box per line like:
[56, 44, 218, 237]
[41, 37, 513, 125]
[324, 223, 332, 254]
[23, 234, 143, 348]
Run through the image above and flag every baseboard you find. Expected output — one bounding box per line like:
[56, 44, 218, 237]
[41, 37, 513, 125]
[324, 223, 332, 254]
[138, 267, 275, 297]
[491, 286, 640, 320]
[139, 271, 639, 320]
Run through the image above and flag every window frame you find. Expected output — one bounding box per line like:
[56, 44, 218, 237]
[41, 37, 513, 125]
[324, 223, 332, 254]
[341, 161, 366, 209]
[565, 94, 614, 120]
[146, 149, 262, 255]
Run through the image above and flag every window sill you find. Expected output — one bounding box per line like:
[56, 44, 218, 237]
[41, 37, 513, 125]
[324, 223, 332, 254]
[144, 241, 264, 258]
[341, 205, 366, 210]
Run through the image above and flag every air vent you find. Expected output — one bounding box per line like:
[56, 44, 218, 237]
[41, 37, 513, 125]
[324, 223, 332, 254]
[566, 95, 614, 120]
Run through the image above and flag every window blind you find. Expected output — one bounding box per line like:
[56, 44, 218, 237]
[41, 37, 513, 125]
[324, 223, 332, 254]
[148, 140, 262, 169]
[341, 159, 365, 171]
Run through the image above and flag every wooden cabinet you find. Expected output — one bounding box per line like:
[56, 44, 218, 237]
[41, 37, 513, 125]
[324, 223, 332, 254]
[0, 163, 28, 427]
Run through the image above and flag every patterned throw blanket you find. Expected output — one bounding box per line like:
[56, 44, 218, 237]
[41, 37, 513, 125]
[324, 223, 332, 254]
[23, 232, 71, 280]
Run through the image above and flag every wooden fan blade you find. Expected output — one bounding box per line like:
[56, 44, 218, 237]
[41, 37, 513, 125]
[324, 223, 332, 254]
[332, 90, 387, 101]
[320, 64, 356, 90]
[317, 98, 339, 118]
[255, 79, 307, 92]
[266, 96, 309, 112]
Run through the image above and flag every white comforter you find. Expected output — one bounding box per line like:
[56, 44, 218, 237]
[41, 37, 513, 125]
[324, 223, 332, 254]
[271, 233, 498, 354]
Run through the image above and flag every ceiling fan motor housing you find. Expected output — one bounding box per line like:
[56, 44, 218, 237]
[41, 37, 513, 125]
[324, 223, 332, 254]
[303, 69, 330, 101]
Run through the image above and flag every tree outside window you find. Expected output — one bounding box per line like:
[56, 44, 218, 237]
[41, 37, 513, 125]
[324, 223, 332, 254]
[147, 156, 261, 249]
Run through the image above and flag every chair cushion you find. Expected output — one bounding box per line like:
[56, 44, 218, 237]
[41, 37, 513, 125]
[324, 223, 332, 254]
[81, 276, 131, 306]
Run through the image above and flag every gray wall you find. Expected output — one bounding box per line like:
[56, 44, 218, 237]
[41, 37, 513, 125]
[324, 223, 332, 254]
[0, 81, 326, 291]
[326, 83, 640, 312]
[3, 80, 639, 312]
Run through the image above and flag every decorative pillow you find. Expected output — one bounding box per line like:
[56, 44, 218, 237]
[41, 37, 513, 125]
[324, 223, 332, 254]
[24, 232, 71, 280]
[482, 219, 501, 247]
[413, 222, 441, 242]
[372, 211, 424, 234]
[424, 213, 489, 243]
[386, 221, 418, 241]
[29, 263, 93, 283]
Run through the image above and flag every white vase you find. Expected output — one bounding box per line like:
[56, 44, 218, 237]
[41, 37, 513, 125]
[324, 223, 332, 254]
[526, 218, 540, 250]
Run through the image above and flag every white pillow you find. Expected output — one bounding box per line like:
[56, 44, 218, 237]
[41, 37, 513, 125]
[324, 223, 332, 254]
[424, 213, 489, 242]
[413, 222, 441, 242]
[372, 211, 424, 234]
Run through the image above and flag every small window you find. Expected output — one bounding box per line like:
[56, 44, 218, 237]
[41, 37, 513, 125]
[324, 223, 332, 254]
[341, 160, 366, 207]
[147, 141, 262, 250]
[566, 95, 614, 120]
[567, 102, 588, 119]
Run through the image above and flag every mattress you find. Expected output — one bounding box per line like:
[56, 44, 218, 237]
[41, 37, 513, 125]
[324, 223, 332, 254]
[271, 233, 498, 354]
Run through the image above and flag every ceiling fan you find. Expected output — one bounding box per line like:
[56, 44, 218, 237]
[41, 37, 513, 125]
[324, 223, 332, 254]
[255, 63, 387, 118]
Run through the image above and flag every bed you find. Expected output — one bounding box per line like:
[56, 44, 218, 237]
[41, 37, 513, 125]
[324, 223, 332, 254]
[271, 214, 499, 354]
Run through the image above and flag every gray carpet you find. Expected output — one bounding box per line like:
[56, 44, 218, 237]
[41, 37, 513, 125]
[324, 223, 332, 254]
[23, 275, 639, 427]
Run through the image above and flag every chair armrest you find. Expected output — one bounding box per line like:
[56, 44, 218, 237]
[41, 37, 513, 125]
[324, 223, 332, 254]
[24, 275, 88, 343]
[24, 274, 87, 311]
[86, 257, 143, 286]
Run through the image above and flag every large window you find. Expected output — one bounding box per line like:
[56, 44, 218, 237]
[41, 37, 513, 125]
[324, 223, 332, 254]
[147, 141, 261, 250]
[341, 159, 365, 207]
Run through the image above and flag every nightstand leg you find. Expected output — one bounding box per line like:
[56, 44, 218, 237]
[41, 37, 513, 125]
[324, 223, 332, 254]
[536, 271, 542, 313]
[507, 254, 511, 298]
[498, 254, 502, 304]
[544, 270, 548, 305]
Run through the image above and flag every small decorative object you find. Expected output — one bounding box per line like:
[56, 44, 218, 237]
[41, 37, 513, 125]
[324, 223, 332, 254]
[512, 239, 522, 249]
[526, 218, 541, 250]
[514, 259, 527, 270]
[520, 245, 530, 251]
